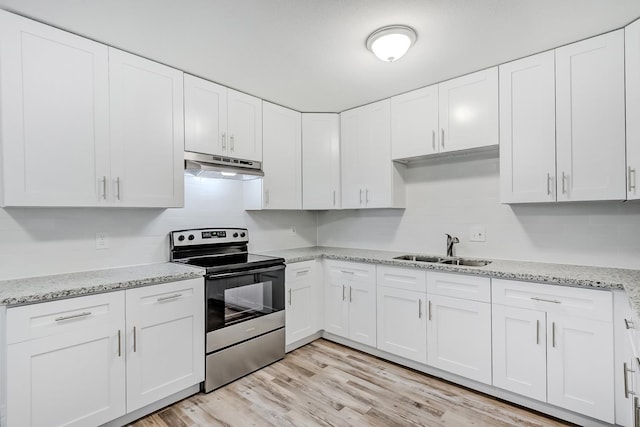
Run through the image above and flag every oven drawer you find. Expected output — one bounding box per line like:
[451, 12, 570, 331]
[207, 310, 284, 353]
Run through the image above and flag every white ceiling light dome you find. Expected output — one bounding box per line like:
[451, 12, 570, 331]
[366, 25, 417, 62]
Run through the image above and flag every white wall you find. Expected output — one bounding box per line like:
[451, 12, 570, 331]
[0, 175, 317, 280]
[318, 152, 640, 269]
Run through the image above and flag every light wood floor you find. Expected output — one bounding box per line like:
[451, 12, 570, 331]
[130, 339, 575, 427]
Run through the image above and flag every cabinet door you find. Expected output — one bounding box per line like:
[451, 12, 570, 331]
[302, 113, 341, 209]
[340, 107, 365, 208]
[125, 278, 204, 412]
[286, 261, 320, 346]
[391, 85, 439, 159]
[492, 304, 547, 402]
[6, 292, 125, 427]
[438, 67, 498, 153]
[361, 99, 394, 208]
[0, 10, 110, 207]
[227, 89, 262, 161]
[547, 314, 615, 423]
[499, 51, 557, 203]
[262, 102, 302, 209]
[184, 74, 228, 156]
[626, 19, 640, 200]
[348, 279, 377, 347]
[555, 30, 626, 202]
[427, 294, 492, 384]
[324, 275, 349, 338]
[109, 48, 184, 208]
[376, 286, 426, 363]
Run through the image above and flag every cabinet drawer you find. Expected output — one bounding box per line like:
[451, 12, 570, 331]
[426, 272, 491, 303]
[492, 279, 612, 321]
[7, 291, 125, 345]
[377, 266, 426, 292]
[325, 260, 375, 283]
[125, 278, 203, 320]
[286, 260, 316, 284]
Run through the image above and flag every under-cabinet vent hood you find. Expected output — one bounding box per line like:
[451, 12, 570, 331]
[184, 151, 263, 180]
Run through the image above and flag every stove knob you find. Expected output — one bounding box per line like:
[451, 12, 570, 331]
[177, 235, 185, 242]
[188, 234, 195, 241]
[240, 232, 246, 238]
[233, 232, 239, 238]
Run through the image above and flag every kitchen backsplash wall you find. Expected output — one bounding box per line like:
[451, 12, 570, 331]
[317, 152, 640, 269]
[0, 175, 317, 280]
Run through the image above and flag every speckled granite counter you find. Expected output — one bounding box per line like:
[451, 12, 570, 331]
[0, 263, 205, 306]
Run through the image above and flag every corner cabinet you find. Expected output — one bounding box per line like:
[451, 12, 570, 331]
[244, 102, 301, 210]
[341, 100, 405, 209]
[5, 278, 204, 427]
[302, 113, 341, 209]
[626, 19, 640, 200]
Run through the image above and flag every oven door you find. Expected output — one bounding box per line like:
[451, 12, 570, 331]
[205, 264, 285, 353]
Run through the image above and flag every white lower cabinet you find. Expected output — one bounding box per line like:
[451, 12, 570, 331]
[5, 278, 204, 427]
[492, 279, 614, 423]
[324, 260, 376, 347]
[376, 267, 427, 363]
[285, 260, 321, 348]
[426, 272, 492, 385]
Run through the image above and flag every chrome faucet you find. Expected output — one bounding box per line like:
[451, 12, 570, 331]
[446, 234, 459, 257]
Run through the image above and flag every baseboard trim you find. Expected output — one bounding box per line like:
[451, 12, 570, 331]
[286, 331, 323, 353]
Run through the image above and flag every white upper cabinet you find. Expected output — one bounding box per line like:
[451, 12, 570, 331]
[246, 102, 301, 209]
[227, 89, 263, 161]
[0, 10, 110, 207]
[391, 85, 439, 159]
[626, 19, 640, 200]
[555, 30, 626, 202]
[184, 74, 228, 156]
[499, 51, 557, 203]
[340, 99, 405, 209]
[438, 67, 499, 153]
[302, 114, 341, 209]
[109, 48, 184, 208]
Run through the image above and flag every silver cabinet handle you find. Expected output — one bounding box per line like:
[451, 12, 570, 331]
[55, 311, 91, 322]
[365, 189, 369, 204]
[222, 132, 227, 151]
[551, 322, 556, 348]
[359, 189, 363, 205]
[333, 190, 336, 206]
[265, 189, 270, 206]
[625, 362, 637, 399]
[441, 128, 445, 149]
[115, 177, 121, 201]
[428, 300, 432, 321]
[118, 329, 122, 357]
[133, 326, 137, 352]
[101, 176, 107, 200]
[418, 299, 422, 319]
[230, 135, 235, 153]
[295, 269, 310, 276]
[635, 397, 640, 427]
[288, 288, 292, 306]
[626, 318, 635, 330]
[157, 293, 182, 302]
[432, 130, 436, 151]
[342, 284, 346, 301]
[546, 173, 552, 196]
[340, 270, 355, 275]
[630, 167, 637, 193]
[349, 286, 353, 302]
[536, 319, 540, 345]
[561, 172, 567, 194]
[531, 297, 561, 304]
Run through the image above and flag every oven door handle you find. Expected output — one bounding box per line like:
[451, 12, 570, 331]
[207, 265, 284, 279]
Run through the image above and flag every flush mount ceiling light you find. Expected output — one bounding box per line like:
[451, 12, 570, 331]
[366, 25, 417, 62]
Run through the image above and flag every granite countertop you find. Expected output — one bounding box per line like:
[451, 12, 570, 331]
[0, 263, 205, 306]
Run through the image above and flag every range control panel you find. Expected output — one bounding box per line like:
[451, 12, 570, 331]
[171, 228, 248, 247]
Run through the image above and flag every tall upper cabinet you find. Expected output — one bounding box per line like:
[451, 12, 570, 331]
[500, 30, 626, 203]
[302, 114, 341, 209]
[0, 10, 110, 207]
[184, 74, 262, 162]
[341, 100, 405, 209]
[627, 19, 640, 201]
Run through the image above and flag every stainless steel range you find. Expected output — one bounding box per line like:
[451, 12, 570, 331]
[169, 228, 285, 392]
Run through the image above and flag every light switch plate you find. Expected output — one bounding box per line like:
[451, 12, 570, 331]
[469, 226, 486, 242]
[96, 232, 109, 249]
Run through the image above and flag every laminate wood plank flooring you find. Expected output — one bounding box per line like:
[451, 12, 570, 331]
[130, 339, 575, 427]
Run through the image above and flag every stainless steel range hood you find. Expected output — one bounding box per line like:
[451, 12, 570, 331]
[184, 151, 264, 180]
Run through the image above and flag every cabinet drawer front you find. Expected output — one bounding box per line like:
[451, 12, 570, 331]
[7, 291, 124, 344]
[286, 260, 316, 284]
[377, 266, 426, 292]
[492, 279, 612, 321]
[125, 278, 203, 322]
[325, 260, 375, 283]
[426, 272, 491, 302]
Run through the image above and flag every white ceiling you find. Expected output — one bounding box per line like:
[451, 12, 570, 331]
[1, 0, 639, 112]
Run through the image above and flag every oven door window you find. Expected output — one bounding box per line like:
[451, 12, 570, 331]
[206, 267, 284, 332]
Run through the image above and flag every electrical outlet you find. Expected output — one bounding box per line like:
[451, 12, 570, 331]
[96, 232, 109, 249]
[469, 226, 486, 242]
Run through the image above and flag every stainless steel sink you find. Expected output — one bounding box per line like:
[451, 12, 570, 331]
[393, 254, 491, 267]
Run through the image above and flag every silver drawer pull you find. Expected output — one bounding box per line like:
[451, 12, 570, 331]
[296, 269, 310, 276]
[340, 270, 355, 275]
[157, 293, 182, 302]
[531, 297, 561, 304]
[55, 311, 91, 322]
[626, 318, 635, 330]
